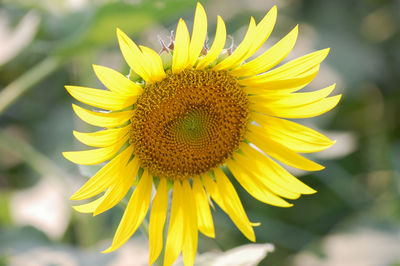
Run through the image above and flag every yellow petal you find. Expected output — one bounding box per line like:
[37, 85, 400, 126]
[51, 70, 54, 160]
[213, 17, 257, 71]
[139, 45, 166, 82]
[72, 193, 108, 213]
[196, 16, 226, 69]
[164, 181, 185, 266]
[231, 25, 298, 77]
[188, 3, 207, 66]
[103, 169, 153, 253]
[65, 85, 136, 111]
[252, 83, 336, 106]
[201, 174, 227, 213]
[241, 66, 319, 94]
[62, 133, 128, 165]
[192, 177, 215, 238]
[232, 153, 300, 200]
[181, 180, 198, 266]
[213, 168, 255, 242]
[72, 104, 134, 128]
[94, 157, 140, 216]
[247, 124, 324, 171]
[252, 94, 342, 119]
[258, 48, 330, 80]
[172, 19, 190, 73]
[252, 113, 334, 153]
[149, 178, 168, 265]
[92, 64, 143, 96]
[116, 28, 153, 83]
[226, 159, 294, 206]
[240, 143, 316, 195]
[286, 94, 342, 118]
[243, 6, 277, 60]
[69, 145, 133, 200]
[73, 125, 130, 148]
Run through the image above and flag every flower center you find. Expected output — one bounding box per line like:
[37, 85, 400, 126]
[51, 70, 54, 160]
[130, 69, 249, 180]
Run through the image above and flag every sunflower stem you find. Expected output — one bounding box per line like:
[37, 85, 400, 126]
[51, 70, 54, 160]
[140, 218, 150, 237]
[0, 55, 62, 115]
[0, 128, 70, 184]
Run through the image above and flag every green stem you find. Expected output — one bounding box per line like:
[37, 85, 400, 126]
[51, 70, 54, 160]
[0, 129, 69, 182]
[0, 55, 62, 114]
[140, 218, 150, 237]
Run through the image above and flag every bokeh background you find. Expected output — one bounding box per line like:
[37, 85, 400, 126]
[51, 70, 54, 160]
[1, 0, 399, 265]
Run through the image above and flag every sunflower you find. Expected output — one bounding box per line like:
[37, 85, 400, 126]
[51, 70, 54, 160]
[63, 3, 340, 266]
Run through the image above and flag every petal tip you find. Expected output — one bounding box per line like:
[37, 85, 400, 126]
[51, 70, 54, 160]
[92, 64, 101, 72]
[72, 204, 92, 213]
[196, 1, 205, 10]
[249, 233, 256, 242]
[70, 194, 79, 201]
[329, 94, 342, 108]
[308, 188, 318, 194]
[116, 28, 131, 43]
[62, 151, 71, 160]
[251, 222, 261, 227]
[101, 247, 114, 254]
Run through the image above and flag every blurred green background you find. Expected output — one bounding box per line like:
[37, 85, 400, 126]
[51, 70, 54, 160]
[0, 0, 399, 265]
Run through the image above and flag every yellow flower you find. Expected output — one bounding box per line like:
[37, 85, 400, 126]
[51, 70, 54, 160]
[63, 3, 340, 266]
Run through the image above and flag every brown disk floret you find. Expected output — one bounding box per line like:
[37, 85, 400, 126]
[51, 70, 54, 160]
[130, 69, 249, 180]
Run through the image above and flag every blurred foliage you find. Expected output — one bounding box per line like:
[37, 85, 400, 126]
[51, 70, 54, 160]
[1, 0, 400, 265]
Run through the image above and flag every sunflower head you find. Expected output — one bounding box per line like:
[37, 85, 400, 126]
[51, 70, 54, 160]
[130, 68, 250, 180]
[63, 3, 340, 266]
